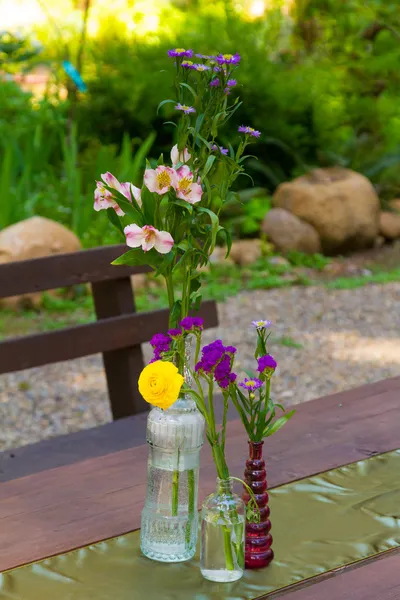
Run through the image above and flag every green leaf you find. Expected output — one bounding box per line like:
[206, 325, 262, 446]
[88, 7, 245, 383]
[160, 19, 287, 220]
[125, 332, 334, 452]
[154, 250, 175, 276]
[157, 99, 176, 114]
[195, 113, 205, 133]
[203, 155, 216, 178]
[197, 207, 219, 254]
[179, 82, 197, 101]
[111, 248, 159, 268]
[170, 300, 182, 328]
[190, 276, 201, 295]
[141, 186, 156, 225]
[263, 411, 295, 437]
[157, 153, 164, 166]
[217, 226, 232, 257]
[106, 208, 124, 237]
[171, 197, 193, 213]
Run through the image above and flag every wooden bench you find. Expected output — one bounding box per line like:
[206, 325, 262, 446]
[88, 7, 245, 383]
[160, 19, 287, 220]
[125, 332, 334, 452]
[0, 244, 218, 419]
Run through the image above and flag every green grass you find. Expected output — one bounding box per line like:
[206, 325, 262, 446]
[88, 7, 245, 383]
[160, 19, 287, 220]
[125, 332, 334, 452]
[325, 268, 400, 289]
[272, 336, 303, 349]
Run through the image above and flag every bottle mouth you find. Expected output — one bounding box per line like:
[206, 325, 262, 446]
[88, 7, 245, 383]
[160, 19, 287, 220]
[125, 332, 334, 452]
[216, 477, 233, 493]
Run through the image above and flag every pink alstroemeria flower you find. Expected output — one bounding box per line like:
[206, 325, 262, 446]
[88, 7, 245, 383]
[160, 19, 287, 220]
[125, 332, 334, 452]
[170, 144, 191, 168]
[174, 165, 202, 204]
[144, 166, 177, 195]
[124, 224, 174, 254]
[94, 172, 141, 215]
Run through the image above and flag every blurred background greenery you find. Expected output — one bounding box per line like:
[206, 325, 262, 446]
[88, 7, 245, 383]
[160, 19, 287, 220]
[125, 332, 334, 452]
[2, 0, 400, 246]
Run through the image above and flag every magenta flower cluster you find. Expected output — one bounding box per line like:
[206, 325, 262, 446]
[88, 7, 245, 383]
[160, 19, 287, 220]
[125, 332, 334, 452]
[150, 318, 204, 361]
[195, 340, 237, 389]
[150, 333, 172, 361]
[257, 354, 277, 373]
[180, 316, 204, 331]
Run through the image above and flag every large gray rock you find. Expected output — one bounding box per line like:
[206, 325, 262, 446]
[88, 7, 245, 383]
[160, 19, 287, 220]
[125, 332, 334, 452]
[261, 208, 322, 254]
[273, 168, 380, 254]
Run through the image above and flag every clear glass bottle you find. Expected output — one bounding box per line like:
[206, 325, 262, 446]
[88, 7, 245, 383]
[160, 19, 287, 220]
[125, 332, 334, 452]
[200, 477, 245, 582]
[140, 397, 205, 562]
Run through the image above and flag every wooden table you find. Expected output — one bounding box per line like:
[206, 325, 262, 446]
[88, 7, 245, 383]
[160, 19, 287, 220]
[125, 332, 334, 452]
[1, 377, 399, 599]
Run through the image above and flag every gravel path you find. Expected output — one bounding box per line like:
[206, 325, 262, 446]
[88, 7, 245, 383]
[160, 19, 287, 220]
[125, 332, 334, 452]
[1, 283, 399, 450]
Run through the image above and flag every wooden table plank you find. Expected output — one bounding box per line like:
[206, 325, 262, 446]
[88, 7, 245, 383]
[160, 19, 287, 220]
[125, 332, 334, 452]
[275, 549, 400, 600]
[0, 377, 399, 573]
[1, 375, 399, 483]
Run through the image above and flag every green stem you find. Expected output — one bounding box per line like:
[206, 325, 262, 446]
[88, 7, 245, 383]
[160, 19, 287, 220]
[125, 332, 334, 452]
[222, 524, 235, 571]
[172, 468, 180, 517]
[185, 469, 196, 545]
[166, 273, 175, 327]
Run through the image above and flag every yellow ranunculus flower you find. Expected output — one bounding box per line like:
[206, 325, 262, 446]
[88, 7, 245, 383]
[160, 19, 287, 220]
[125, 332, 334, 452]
[138, 360, 184, 410]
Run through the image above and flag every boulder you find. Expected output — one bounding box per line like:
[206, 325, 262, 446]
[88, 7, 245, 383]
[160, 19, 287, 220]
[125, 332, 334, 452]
[261, 208, 321, 254]
[0, 217, 81, 309]
[379, 211, 400, 240]
[229, 239, 262, 266]
[389, 199, 400, 213]
[273, 168, 380, 254]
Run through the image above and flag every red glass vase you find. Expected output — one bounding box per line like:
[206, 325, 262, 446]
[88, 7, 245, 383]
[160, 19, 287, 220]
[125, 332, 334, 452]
[242, 440, 273, 569]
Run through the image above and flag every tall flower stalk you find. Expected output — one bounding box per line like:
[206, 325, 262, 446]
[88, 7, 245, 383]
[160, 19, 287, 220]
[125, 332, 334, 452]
[93, 48, 261, 327]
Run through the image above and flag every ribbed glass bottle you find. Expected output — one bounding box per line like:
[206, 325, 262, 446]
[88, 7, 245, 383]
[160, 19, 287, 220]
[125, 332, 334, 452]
[140, 341, 205, 562]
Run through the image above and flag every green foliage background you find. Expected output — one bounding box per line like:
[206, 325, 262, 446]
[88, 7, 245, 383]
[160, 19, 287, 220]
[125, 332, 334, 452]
[2, 0, 400, 243]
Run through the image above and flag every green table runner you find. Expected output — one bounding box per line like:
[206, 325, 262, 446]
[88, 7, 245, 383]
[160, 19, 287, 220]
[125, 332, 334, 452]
[1, 450, 399, 600]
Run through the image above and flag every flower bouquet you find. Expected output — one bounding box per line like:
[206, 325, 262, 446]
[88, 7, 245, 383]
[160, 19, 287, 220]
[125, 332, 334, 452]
[94, 46, 293, 579]
[138, 319, 294, 581]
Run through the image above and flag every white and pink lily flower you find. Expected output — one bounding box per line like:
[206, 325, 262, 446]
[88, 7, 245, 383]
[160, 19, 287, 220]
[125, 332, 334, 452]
[174, 165, 203, 205]
[124, 224, 174, 254]
[94, 172, 141, 215]
[94, 182, 125, 215]
[144, 166, 177, 195]
[170, 144, 191, 168]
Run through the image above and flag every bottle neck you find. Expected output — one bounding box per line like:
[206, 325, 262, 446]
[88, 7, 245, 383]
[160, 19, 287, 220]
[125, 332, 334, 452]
[248, 440, 264, 460]
[216, 477, 233, 494]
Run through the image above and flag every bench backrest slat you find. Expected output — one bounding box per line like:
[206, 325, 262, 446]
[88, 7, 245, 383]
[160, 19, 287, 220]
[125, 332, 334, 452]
[0, 245, 150, 298]
[0, 300, 218, 374]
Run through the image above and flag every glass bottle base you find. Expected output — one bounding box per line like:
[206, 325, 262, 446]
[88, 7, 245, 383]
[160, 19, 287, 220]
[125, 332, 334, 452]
[141, 541, 195, 563]
[200, 568, 243, 582]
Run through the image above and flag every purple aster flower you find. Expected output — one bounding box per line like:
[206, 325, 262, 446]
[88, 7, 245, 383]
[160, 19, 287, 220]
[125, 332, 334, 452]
[239, 377, 263, 392]
[175, 103, 196, 115]
[181, 60, 195, 69]
[195, 53, 211, 59]
[180, 316, 204, 331]
[210, 78, 220, 87]
[238, 125, 261, 138]
[168, 48, 193, 58]
[216, 52, 241, 65]
[257, 354, 277, 374]
[168, 328, 182, 337]
[227, 79, 237, 87]
[251, 319, 272, 330]
[211, 144, 228, 155]
[192, 63, 210, 72]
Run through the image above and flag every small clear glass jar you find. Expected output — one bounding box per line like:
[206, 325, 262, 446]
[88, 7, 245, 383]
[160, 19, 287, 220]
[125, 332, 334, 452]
[200, 477, 245, 582]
